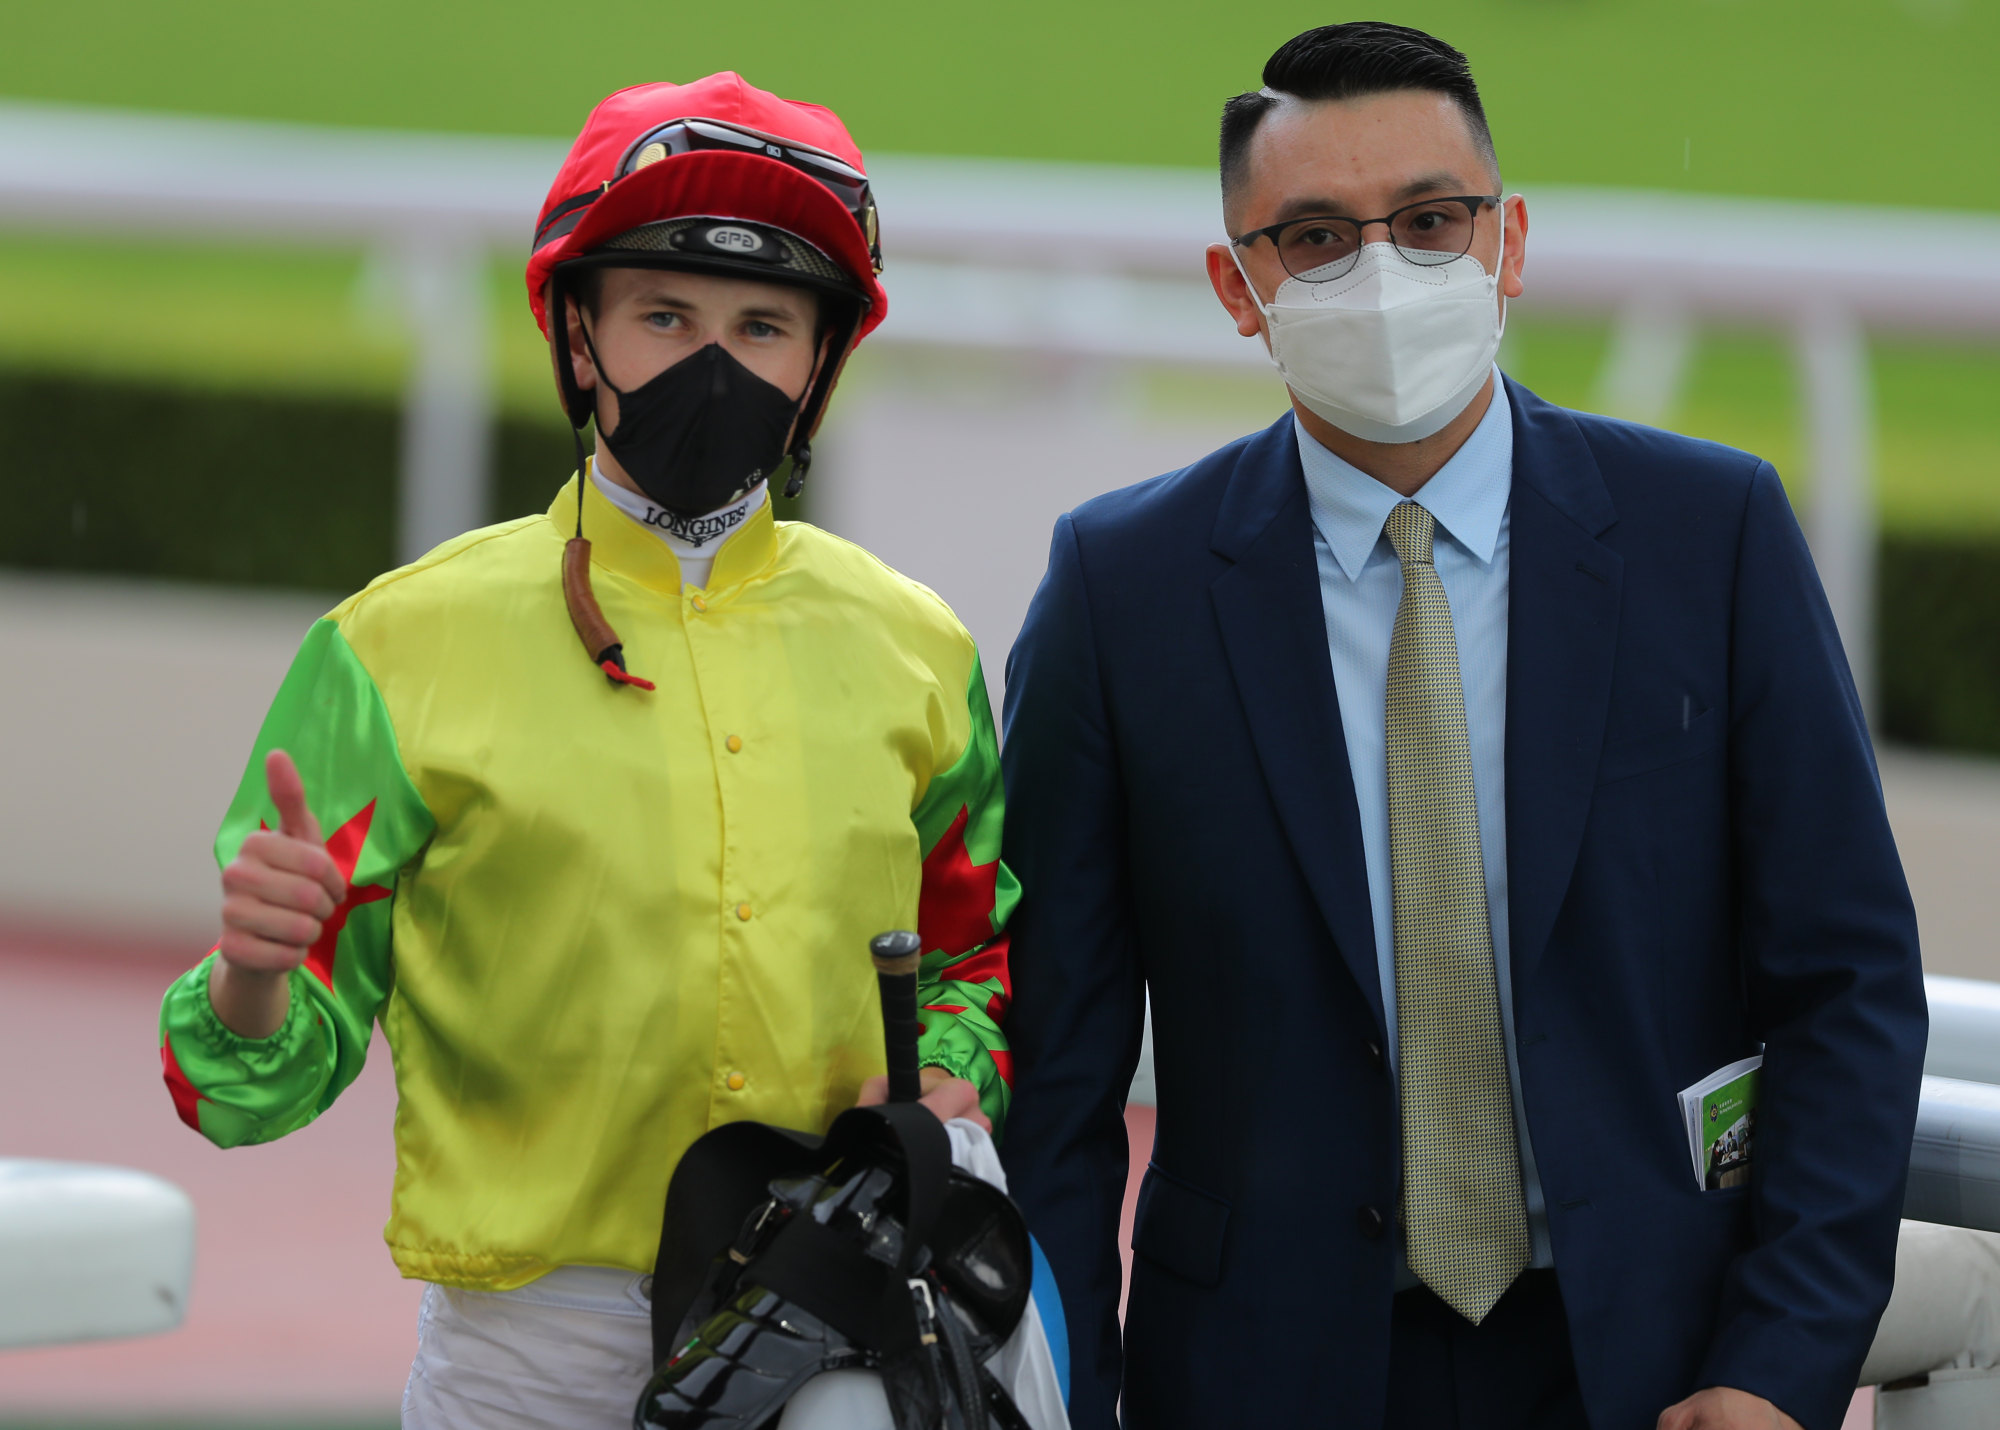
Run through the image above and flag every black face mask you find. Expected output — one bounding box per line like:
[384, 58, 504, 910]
[587, 334, 804, 518]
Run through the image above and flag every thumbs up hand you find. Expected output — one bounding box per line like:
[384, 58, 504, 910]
[210, 750, 347, 1038]
[265, 746, 324, 849]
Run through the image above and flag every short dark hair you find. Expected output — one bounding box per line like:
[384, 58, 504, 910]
[1220, 23, 1498, 207]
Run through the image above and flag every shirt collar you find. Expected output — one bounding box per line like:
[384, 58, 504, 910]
[1294, 370, 1513, 583]
[544, 467, 780, 598]
[587, 460, 769, 557]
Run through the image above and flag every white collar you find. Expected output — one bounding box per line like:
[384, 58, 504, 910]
[588, 460, 768, 556]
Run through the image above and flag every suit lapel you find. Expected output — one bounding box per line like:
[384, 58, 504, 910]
[1210, 418, 1385, 1037]
[1503, 381, 1623, 995]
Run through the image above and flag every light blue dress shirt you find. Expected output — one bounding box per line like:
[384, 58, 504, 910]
[1293, 374, 1554, 1278]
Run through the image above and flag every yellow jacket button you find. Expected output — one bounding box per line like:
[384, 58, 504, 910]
[726, 734, 744, 754]
[736, 902, 753, 921]
[726, 1072, 746, 1092]
[690, 595, 708, 613]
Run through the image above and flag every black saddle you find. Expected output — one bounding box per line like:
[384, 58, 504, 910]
[634, 1102, 1034, 1430]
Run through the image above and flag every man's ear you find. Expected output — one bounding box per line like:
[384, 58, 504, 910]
[1206, 243, 1266, 340]
[1500, 194, 1529, 301]
[563, 293, 599, 393]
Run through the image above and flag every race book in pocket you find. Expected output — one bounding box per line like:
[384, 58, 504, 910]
[1679, 1055, 1762, 1191]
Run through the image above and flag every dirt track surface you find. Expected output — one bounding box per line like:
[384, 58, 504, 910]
[0, 928, 1158, 1421]
[0, 931, 418, 1419]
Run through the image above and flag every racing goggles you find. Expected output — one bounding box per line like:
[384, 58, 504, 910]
[550, 117, 882, 273]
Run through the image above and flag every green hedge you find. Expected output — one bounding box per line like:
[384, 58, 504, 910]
[1879, 534, 2000, 755]
[0, 369, 803, 592]
[3, 369, 1997, 756]
[0, 370, 572, 592]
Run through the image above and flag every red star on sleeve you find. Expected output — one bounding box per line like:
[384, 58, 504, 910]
[918, 806, 1001, 956]
[918, 806, 1012, 1021]
[160, 1034, 207, 1131]
[300, 801, 392, 993]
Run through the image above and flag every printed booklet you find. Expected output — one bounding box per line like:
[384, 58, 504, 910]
[1678, 1054, 1762, 1190]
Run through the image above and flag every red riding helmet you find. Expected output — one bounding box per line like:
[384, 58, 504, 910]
[527, 72, 889, 455]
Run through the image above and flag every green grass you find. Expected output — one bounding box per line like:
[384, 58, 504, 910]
[0, 232, 547, 411]
[1501, 320, 2000, 533]
[1, 0, 1997, 534]
[1, 1, 1995, 211]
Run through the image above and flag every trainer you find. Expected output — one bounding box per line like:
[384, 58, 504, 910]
[999, 22, 1924, 1430]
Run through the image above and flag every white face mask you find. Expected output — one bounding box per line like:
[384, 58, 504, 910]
[1232, 220, 1507, 445]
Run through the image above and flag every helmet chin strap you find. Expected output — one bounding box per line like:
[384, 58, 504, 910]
[574, 311, 621, 441]
[569, 421, 589, 540]
[783, 443, 812, 500]
[782, 325, 852, 500]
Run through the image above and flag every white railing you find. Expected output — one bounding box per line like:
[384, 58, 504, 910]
[6, 101, 2000, 704]
[1927, 975, 2000, 1086]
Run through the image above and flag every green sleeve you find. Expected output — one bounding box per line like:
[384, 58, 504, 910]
[158, 618, 434, 1149]
[911, 654, 1020, 1133]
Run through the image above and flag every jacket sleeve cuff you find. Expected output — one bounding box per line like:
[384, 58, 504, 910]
[185, 956, 315, 1052]
[920, 1047, 981, 1082]
[159, 955, 334, 1147]
[1695, 1318, 1863, 1430]
[918, 1016, 1013, 1134]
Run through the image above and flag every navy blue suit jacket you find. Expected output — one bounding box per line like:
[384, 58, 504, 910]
[998, 381, 1926, 1430]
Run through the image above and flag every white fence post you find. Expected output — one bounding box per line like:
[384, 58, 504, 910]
[1795, 304, 1876, 722]
[394, 236, 492, 565]
[1595, 293, 1696, 426]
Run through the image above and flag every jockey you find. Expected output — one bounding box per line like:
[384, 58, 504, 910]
[157, 72, 1016, 1427]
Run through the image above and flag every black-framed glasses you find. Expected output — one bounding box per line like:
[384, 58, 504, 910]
[1233, 195, 1500, 283]
[616, 117, 882, 272]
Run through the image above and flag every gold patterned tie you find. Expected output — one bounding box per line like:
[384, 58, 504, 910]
[1384, 501, 1529, 1324]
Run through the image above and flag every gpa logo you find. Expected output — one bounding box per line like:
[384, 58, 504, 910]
[704, 225, 765, 255]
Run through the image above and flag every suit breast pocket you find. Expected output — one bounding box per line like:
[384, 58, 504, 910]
[1597, 706, 1724, 786]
